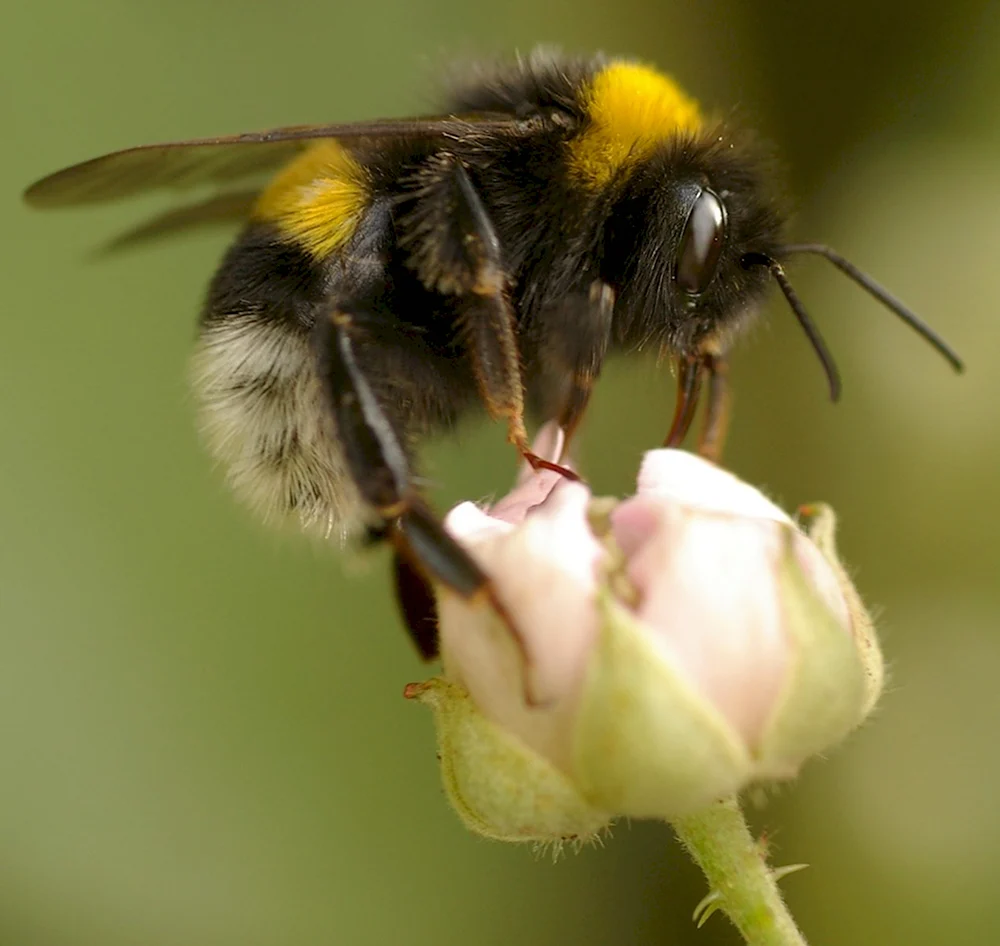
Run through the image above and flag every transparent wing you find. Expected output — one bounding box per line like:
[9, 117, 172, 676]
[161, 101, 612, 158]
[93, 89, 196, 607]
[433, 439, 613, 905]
[95, 190, 261, 254]
[24, 115, 516, 208]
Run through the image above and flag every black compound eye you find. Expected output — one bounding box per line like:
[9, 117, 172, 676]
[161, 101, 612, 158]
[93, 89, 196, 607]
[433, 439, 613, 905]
[675, 188, 727, 295]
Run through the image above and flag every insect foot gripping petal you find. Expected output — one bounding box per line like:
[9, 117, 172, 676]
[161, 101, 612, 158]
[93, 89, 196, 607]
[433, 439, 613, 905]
[406, 427, 883, 843]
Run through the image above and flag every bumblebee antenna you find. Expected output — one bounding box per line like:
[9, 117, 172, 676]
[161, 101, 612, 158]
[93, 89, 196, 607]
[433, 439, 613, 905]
[781, 243, 965, 373]
[741, 251, 842, 401]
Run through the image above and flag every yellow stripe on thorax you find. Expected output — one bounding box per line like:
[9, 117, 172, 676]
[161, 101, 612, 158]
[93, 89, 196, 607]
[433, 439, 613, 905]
[253, 141, 369, 259]
[568, 62, 703, 189]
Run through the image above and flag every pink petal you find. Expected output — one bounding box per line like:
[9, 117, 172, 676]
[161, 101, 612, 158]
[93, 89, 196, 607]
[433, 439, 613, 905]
[440, 479, 605, 769]
[636, 449, 792, 524]
[618, 500, 790, 748]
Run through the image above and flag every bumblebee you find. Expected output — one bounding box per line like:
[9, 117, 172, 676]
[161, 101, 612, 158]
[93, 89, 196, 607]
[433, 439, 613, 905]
[25, 50, 962, 660]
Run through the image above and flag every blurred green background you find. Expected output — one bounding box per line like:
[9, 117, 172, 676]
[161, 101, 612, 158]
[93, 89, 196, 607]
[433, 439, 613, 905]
[3, 1, 998, 944]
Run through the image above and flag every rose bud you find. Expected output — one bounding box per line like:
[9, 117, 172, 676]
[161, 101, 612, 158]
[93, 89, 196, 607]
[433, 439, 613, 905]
[406, 431, 882, 841]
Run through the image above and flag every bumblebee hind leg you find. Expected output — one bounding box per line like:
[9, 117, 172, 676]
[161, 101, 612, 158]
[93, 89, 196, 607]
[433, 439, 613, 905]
[314, 307, 525, 666]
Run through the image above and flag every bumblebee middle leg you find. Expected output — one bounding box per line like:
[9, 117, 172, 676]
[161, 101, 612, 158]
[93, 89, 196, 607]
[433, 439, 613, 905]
[314, 307, 523, 663]
[401, 157, 577, 479]
[527, 280, 615, 460]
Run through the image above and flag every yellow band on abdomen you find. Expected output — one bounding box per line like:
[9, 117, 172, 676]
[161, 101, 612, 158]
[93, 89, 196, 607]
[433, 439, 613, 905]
[253, 141, 370, 259]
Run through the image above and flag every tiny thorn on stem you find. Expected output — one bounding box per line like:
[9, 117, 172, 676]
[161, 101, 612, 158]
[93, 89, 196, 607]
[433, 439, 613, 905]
[692, 890, 724, 927]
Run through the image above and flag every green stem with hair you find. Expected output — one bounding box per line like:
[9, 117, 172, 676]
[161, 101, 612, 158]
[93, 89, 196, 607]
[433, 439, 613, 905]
[672, 797, 809, 946]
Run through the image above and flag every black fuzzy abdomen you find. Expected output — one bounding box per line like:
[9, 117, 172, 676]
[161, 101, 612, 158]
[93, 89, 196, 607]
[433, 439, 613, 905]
[192, 219, 482, 539]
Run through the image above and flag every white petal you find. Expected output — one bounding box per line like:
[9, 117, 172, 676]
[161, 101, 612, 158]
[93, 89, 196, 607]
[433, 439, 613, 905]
[614, 499, 791, 749]
[439, 480, 606, 770]
[636, 449, 793, 525]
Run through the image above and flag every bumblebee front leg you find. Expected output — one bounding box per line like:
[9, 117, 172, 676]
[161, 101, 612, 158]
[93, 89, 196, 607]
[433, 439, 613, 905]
[664, 355, 705, 448]
[314, 308, 522, 663]
[697, 353, 730, 462]
[663, 351, 731, 461]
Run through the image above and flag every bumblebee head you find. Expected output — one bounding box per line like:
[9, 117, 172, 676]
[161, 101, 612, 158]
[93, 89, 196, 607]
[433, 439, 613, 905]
[599, 130, 787, 355]
[454, 53, 963, 393]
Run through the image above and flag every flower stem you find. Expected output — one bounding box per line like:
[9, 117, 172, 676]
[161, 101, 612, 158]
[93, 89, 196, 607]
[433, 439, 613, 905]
[672, 797, 808, 946]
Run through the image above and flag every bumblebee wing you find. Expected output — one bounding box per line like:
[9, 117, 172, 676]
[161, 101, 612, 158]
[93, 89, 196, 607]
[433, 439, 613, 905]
[24, 115, 515, 208]
[95, 190, 261, 254]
